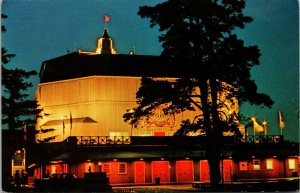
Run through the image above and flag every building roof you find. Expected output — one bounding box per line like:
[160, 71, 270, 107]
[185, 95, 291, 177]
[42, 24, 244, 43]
[52, 149, 206, 161]
[39, 52, 200, 83]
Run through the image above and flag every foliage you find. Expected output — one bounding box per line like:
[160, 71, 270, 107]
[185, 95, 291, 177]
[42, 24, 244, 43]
[124, 0, 273, 187]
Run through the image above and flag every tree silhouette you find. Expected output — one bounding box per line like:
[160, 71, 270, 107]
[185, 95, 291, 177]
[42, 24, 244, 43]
[1, 13, 42, 190]
[124, 0, 273, 188]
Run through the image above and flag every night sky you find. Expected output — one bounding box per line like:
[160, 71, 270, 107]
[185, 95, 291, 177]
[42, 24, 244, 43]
[2, 0, 299, 142]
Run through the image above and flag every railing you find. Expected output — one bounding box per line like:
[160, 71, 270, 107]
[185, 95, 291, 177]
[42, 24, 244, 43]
[76, 136, 131, 146]
[65, 135, 284, 147]
[245, 135, 283, 144]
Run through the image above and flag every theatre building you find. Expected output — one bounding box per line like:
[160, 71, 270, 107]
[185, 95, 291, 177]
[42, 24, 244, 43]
[31, 27, 299, 184]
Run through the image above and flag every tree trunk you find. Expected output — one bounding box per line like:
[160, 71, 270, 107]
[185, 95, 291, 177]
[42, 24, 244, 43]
[209, 79, 224, 189]
[207, 144, 221, 187]
[198, 80, 221, 188]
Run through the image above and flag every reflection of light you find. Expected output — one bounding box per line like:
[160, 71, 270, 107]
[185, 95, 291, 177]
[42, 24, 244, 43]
[229, 156, 232, 159]
[88, 163, 92, 166]
[16, 150, 21, 154]
[185, 157, 189, 160]
[140, 158, 144, 161]
[251, 156, 255, 159]
[98, 162, 102, 166]
[161, 158, 164, 161]
[273, 155, 277, 158]
[113, 159, 118, 161]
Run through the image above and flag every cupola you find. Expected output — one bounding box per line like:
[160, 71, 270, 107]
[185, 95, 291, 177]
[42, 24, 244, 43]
[95, 28, 117, 54]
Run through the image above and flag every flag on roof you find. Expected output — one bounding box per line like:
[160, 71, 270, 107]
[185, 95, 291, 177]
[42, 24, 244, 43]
[278, 111, 285, 129]
[253, 119, 264, 133]
[251, 117, 264, 133]
[104, 14, 110, 23]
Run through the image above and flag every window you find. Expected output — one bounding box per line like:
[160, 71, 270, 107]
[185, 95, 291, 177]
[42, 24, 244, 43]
[253, 159, 261, 170]
[51, 166, 56, 174]
[239, 161, 248, 171]
[288, 159, 296, 170]
[102, 163, 111, 174]
[118, 163, 127, 174]
[266, 159, 273, 170]
[109, 132, 129, 136]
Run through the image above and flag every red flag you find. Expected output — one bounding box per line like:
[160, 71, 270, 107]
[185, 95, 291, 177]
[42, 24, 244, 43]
[23, 123, 27, 141]
[104, 14, 110, 23]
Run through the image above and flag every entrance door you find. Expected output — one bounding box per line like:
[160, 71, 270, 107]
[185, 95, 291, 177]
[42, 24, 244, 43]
[176, 161, 194, 182]
[152, 161, 170, 183]
[222, 159, 232, 181]
[134, 162, 145, 183]
[200, 160, 210, 182]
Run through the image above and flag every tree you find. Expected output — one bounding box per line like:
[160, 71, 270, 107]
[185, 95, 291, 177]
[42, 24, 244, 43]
[124, 0, 273, 188]
[1, 13, 41, 190]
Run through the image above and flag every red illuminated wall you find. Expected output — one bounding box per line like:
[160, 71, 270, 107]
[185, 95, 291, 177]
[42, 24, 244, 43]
[152, 161, 170, 183]
[234, 158, 294, 179]
[134, 162, 145, 183]
[200, 160, 210, 182]
[176, 160, 194, 182]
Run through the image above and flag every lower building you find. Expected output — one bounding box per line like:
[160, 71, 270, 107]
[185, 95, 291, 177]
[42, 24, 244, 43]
[29, 135, 299, 185]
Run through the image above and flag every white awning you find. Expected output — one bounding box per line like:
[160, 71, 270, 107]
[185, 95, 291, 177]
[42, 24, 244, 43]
[41, 117, 97, 127]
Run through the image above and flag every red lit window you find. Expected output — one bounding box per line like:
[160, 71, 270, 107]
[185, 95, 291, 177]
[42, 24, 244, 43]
[118, 163, 127, 174]
[253, 160, 260, 170]
[102, 163, 111, 174]
[239, 161, 248, 171]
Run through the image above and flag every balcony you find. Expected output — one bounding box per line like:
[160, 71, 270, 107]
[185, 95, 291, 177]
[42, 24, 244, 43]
[64, 135, 284, 147]
[245, 135, 284, 144]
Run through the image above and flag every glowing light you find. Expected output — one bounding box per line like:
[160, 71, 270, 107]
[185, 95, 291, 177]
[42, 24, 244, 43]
[113, 159, 118, 161]
[139, 158, 144, 161]
[262, 120, 268, 126]
[161, 158, 164, 161]
[98, 162, 102, 166]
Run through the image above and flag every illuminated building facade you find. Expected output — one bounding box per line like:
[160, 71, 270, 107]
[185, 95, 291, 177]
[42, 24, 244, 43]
[32, 28, 299, 184]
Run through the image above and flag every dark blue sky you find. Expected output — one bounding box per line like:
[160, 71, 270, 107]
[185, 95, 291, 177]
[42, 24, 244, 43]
[2, 0, 299, 142]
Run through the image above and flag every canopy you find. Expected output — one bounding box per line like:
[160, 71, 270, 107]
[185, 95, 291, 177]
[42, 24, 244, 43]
[41, 117, 97, 127]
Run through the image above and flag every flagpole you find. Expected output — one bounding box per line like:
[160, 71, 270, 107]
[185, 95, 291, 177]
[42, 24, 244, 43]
[70, 110, 72, 137]
[251, 117, 256, 136]
[62, 118, 65, 141]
